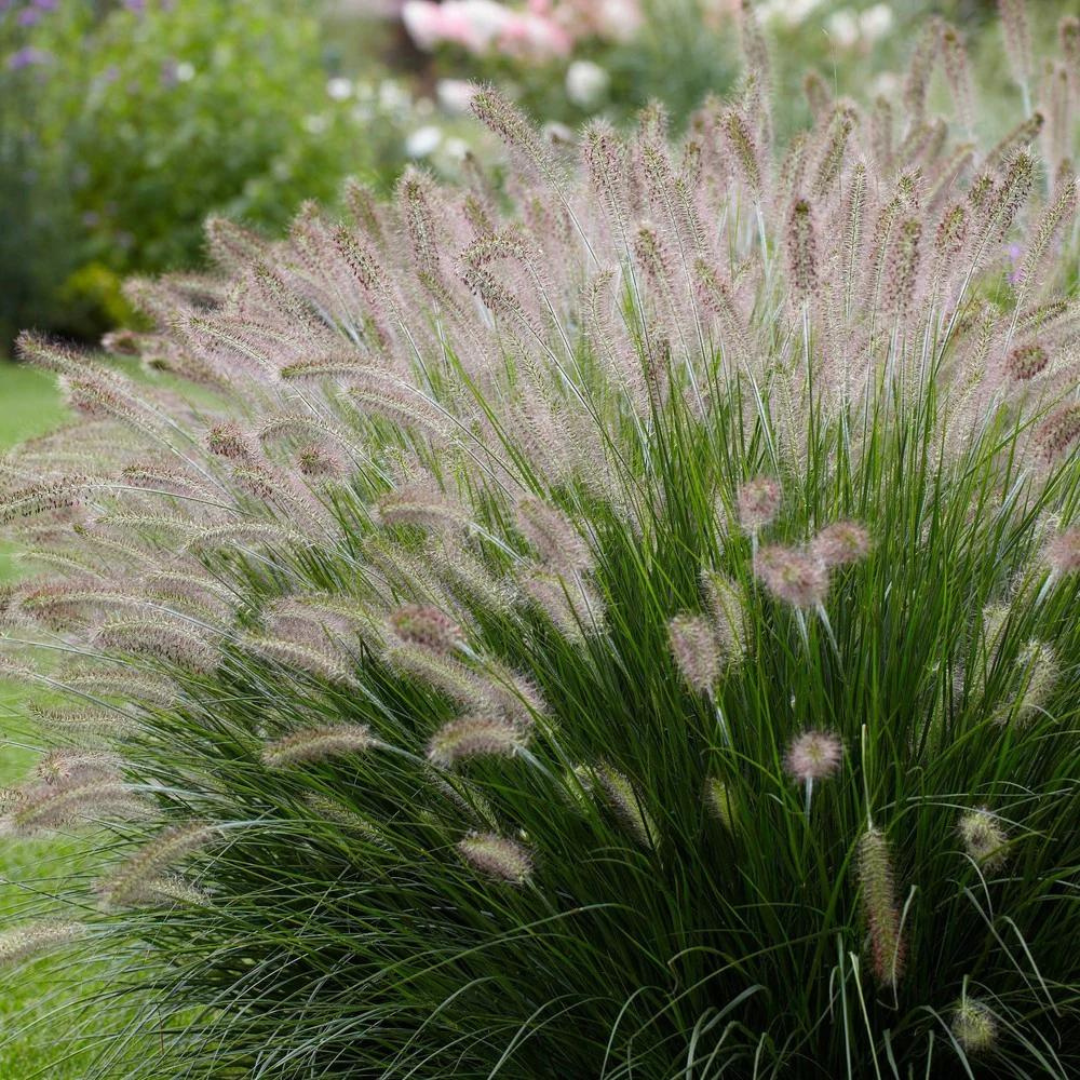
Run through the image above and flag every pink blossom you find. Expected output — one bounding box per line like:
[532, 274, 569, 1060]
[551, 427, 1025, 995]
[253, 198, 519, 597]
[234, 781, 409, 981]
[403, 0, 509, 53]
[811, 522, 871, 567]
[755, 545, 829, 609]
[557, 0, 642, 43]
[784, 730, 843, 783]
[404, 0, 634, 57]
[498, 11, 572, 60]
[1046, 527, 1080, 575]
[737, 476, 781, 534]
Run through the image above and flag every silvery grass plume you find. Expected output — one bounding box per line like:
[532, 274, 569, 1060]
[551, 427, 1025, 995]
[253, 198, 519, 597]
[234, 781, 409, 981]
[1, 7, 1080, 1077]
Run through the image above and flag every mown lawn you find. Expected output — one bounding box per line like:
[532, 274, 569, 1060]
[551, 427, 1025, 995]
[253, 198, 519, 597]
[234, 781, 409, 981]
[0, 364, 104, 1078]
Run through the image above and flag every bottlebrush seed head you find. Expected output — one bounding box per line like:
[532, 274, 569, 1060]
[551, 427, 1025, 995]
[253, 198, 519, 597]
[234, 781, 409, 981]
[811, 522, 871, 567]
[785, 197, 818, 299]
[857, 825, 905, 988]
[596, 764, 657, 849]
[784, 730, 843, 783]
[935, 202, 968, 261]
[1035, 403, 1080, 464]
[1045, 527, 1080, 575]
[457, 832, 533, 885]
[0, 779, 148, 836]
[0, 921, 88, 967]
[35, 750, 123, 786]
[737, 477, 781, 534]
[705, 777, 736, 832]
[999, 0, 1032, 90]
[958, 807, 1009, 870]
[668, 614, 721, 694]
[756, 545, 829, 609]
[1005, 343, 1048, 380]
[388, 604, 464, 655]
[939, 23, 974, 128]
[1061, 17, 1080, 73]
[377, 483, 470, 533]
[722, 108, 762, 197]
[296, 444, 344, 478]
[427, 715, 527, 768]
[702, 571, 748, 664]
[261, 725, 378, 769]
[0, 476, 86, 525]
[205, 422, 253, 461]
[1013, 638, 1057, 724]
[884, 217, 922, 316]
[951, 997, 998, 1054]
[97, 822, 221, 909]
[516, 497, 591, 575]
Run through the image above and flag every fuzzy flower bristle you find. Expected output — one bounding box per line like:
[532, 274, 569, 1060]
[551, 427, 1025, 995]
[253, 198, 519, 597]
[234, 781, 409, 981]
[456, 832, 533, 885]
[755, 545, 829, 609]
[388, 605, 464, 655]
[857, 825, 905, 989]
[705, 777, 736, 832]
[951, 997, 998, 1054]
[261, 725, 378, 769]
[702, 571, 748, 664]
[958, 807, 1009, 870]
[736, 477, 781, 535]
[1045, 527, 1080, 575]
[427, 715, 527, 767]
[1005, 343, 1049, 381]
[0, 779, 148, 836]
[785, 197, 818, 299]
[0, 921, 88, 968]
[97, 822, 221, 909]
[783, 730, 842, 783]
[516, 497, 592, 575]
[668, 614, 721, 695]
[35, 750, 123, 786]
[1011, 638, 1057, 725]
[811, 522, 870, 567]
[596, 764, 657, 849]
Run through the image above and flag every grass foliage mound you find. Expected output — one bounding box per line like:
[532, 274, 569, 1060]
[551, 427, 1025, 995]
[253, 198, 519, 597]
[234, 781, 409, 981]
[2, 9, 1080, 1077]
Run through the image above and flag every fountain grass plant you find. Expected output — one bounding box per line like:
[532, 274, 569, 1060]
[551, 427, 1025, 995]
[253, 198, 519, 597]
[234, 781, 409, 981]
[1, 4, 1079, 1076]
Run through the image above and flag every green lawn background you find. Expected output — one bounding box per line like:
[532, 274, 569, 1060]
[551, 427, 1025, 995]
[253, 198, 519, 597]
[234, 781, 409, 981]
[0, 366, 101, 1079]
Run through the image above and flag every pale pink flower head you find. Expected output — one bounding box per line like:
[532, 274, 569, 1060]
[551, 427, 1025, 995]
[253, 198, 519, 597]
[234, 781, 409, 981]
[668, 614, 720, 694]
[784, 729, 843, 783]
[755, 545, 829, 609]
[497, 11, 572, 59]
[811, 521, 871, 567]
[737, 476, 781, 534]
[403, 0, 511, 54]
[401, 1, 449, 50]
[1046, 527, 1080, 576]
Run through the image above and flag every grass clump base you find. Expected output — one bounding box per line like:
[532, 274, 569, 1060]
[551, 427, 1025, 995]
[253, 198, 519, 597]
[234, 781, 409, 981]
[2, 7, 1080, 1078]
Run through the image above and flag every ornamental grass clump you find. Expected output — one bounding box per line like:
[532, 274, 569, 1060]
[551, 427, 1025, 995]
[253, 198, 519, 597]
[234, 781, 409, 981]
[2, 5, 1080, 1077]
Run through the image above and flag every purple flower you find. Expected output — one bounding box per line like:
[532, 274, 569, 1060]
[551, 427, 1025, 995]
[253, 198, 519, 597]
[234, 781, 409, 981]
[18, 8, 41, 25]
[7, 46, 51, 71]
[33, 0, 60, 10]
[123, 0, 146, 11]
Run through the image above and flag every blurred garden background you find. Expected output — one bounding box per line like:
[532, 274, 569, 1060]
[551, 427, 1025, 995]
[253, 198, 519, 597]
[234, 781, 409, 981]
[0, 0, 1056, 357]
[0, 0, 1076, 1073]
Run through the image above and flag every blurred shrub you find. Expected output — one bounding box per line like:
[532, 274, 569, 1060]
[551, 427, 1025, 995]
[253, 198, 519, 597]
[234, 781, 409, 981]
[0, 0, 386, 348]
